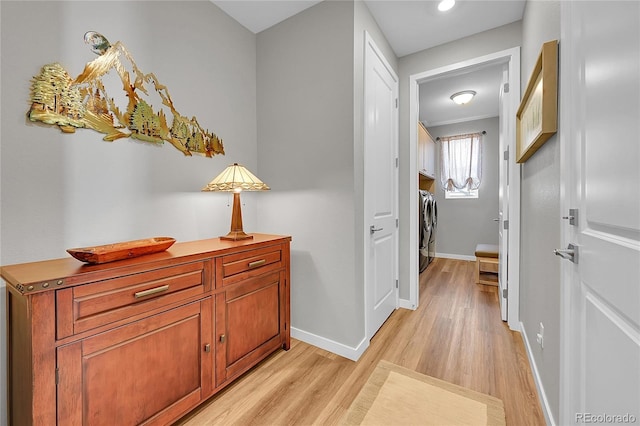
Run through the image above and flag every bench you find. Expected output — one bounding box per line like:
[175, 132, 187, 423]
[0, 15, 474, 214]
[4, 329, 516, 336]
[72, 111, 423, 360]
[475, 244, 499, 286]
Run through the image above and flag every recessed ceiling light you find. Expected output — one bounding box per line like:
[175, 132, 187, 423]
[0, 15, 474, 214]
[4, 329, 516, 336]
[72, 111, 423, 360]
[450, 90, 476, 105]
[438, 0, 456, 12]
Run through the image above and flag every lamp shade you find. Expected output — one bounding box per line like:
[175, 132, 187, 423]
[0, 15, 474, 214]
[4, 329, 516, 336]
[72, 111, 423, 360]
[202, 163, 269, 241]
[202, 163, 270, 192]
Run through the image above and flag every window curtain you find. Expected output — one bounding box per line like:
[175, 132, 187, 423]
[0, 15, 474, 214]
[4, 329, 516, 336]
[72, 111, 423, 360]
[439, 133, 482, 191]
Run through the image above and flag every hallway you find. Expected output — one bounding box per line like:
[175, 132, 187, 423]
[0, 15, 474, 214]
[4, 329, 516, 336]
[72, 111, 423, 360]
[180, 258, 545, 425]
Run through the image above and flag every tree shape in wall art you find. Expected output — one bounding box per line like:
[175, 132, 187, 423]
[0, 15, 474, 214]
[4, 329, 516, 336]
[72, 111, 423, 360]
[27, 31, 224, 157]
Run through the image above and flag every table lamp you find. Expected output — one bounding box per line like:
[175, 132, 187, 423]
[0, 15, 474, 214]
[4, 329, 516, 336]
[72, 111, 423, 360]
[202, 163, 270, 241]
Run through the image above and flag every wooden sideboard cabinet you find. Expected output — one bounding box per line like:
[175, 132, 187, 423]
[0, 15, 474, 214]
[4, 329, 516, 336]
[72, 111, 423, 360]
[1, 234, 291, 426]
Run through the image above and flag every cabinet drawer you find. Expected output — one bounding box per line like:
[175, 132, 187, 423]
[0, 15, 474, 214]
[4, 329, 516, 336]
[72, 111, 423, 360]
[57, 261, 210, 338]
[220, 245, 282, 284]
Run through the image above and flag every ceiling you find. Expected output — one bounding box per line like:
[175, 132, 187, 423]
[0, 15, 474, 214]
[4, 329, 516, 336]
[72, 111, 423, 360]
[211, 0, 526, 127]
[419, 61, 505, 127]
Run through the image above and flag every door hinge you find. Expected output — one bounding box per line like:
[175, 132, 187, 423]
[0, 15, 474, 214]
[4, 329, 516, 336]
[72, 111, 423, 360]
[395, 279, 399, 289]
[504, 150, 509, 161]
[395, 157, 399, 168]
[503, 219, 509, 230]
[396, 218, 399, 228]
[503, 83, 510, 93]
[55, 368, 59, 385]
[395, 98, 398, 108]
[502, 288, 508, 298]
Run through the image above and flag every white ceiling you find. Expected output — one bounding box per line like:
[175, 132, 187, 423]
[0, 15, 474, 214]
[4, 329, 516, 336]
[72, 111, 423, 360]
[419, 62, 505, 127]
[211, 0, 526, 127]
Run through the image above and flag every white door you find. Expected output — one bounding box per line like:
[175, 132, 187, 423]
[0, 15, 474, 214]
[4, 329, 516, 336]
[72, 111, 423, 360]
[497, 65, 509, 322]
[561, 2, 640, 424]
[364, 33, 398, 340]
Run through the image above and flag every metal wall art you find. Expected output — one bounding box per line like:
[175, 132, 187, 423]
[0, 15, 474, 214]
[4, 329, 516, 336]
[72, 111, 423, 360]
[28, 32, 224, 157]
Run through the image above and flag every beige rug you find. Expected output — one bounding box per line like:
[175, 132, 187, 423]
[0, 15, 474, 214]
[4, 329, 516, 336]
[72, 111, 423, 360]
[341, 360, 506, 426]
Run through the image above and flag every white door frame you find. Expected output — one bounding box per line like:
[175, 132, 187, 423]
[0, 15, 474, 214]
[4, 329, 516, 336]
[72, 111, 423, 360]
[364, 31, 399, 341]
[407, 47, 522, 330]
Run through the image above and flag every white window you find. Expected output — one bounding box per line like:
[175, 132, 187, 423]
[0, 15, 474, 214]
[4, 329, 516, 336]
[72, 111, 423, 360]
[439, 132, 482, 199]
[444, 187, 479, 199]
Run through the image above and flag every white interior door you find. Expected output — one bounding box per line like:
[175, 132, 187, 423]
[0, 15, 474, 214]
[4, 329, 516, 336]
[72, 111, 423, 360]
[497, 65, 509, 322]
[561, 2, 640, 423]
[364, 33, 398, 340]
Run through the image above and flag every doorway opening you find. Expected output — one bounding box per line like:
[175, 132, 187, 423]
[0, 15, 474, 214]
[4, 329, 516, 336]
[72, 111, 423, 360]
[406, 47, 521, 330]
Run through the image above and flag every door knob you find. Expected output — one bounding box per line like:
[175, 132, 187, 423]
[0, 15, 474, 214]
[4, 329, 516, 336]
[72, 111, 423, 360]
[370, 225, 383, 234]
[554, 243, 579, 264]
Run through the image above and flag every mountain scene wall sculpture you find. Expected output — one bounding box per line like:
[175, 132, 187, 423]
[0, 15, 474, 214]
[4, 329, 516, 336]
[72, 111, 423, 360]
[28, 32, 224, 157]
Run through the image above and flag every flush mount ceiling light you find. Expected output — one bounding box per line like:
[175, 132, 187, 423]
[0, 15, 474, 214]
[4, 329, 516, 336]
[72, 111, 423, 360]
[438, 0, 456, 12]
[450, 90, 477, 105]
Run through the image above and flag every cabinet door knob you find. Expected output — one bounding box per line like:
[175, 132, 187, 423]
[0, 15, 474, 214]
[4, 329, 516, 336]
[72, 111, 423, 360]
[220, 334, 226, 343]
[204, 344, 211, 353]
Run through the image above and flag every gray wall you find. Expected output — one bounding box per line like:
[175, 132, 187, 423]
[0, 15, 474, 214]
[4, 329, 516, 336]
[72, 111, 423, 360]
[256, 0, 358, 347]
[427, 117, 500, 257]
[398, 21, 522, 300]
[256, 0, 397, 353]
[0, 2, 257, 425]
[519, 0, 561, 423]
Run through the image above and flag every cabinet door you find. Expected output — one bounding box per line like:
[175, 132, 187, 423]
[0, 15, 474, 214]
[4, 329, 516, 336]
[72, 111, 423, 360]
[215, 270, 285, 386]
[425, 135, 436, 178]
[418, 123, 436, 178]
[418, 123, 427, 174]
[57, 299, 213, 426]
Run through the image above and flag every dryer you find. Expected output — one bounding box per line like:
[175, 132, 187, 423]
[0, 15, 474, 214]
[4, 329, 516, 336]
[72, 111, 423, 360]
[419, 190, 434, 272]
[428, 196, 437, 261]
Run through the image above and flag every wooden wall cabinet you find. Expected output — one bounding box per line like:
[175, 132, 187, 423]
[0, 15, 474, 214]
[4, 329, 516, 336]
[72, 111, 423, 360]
[418, 122, 436, 179]
[2, 234, 291, 426]
[418, 122, 436, 193]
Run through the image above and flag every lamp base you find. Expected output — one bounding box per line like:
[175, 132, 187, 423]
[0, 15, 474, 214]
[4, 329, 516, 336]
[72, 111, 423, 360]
[220, 230, 254, 241]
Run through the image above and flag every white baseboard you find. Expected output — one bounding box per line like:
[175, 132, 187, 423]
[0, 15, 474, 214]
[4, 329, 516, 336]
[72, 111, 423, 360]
[520, 322, 556, 426]
[435, 252, 476, 261]
[290, 327, 368, 362]
[399, 298, 417, 310]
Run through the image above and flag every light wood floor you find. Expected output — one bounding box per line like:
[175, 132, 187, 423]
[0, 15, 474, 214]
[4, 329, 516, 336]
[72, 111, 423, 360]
[178, 258, 545, 425]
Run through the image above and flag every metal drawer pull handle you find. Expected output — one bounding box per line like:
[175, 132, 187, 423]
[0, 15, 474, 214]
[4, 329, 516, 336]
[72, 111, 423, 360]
[134, 285, 170, 298]
[248, 259, 266, 268]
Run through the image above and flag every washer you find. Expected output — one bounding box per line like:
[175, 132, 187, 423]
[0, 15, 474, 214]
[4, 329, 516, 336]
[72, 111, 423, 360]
[419, 190, 433, 272]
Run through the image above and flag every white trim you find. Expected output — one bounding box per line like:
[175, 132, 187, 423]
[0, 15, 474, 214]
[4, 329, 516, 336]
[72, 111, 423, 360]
[408, 47, 521, 331]
[425, 113, 499, 128]
[520, 322, 557, 426]
[559, 3, 577, 424]
[291, 327, 368, 362]
[435, 253, 476, 262]
[398, 298, 417, 310]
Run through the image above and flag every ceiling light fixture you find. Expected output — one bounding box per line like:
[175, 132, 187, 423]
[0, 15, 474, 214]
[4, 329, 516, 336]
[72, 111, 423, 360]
[450, 90, 476, 105]
[438, 0, 456, 12]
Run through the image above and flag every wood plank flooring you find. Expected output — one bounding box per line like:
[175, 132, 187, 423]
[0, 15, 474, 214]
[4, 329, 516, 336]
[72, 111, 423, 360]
[177, 258, 545, 425]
